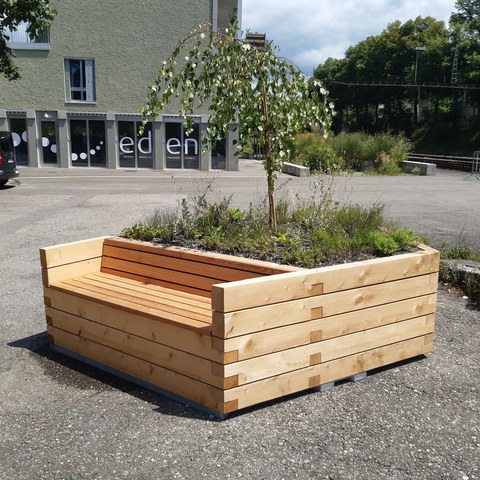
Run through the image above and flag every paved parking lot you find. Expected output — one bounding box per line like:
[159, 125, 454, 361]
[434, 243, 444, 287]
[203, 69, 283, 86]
[0, 163, 479, 479]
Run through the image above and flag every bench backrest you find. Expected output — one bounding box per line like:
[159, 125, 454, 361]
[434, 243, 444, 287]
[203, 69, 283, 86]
[101, 237, 299, 297]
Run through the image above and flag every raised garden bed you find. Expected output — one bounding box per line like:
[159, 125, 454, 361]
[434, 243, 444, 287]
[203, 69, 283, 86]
[40, 236, 439, 417]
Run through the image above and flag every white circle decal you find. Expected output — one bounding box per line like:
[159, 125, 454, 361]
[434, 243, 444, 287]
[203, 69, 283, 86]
[80, 153, 87, 160]
[71, 153, 78, 161]
[96, 146, 100, 150]
[90, 149, 96, 155]
[12, 132, 21, 147]
[51, 144, 57, 154]
[22, 131, 28, 142]
[42, 137, 50, 147]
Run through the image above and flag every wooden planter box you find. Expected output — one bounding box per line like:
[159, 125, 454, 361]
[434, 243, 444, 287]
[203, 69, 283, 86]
[40, 237, 439, 417]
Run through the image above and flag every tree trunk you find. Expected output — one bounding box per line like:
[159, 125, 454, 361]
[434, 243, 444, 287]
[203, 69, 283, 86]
[261, 83, 276, 230]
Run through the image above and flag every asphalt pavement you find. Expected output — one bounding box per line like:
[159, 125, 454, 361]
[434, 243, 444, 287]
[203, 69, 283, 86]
[0, 162, 478, 479]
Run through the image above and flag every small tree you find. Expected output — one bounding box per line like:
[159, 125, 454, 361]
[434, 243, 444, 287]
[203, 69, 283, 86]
[0, 0, 56, 80]
[142, 19, 333, 229]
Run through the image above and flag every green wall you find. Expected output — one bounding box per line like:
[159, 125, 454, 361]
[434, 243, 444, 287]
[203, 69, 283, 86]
[0, 0, 211, 113]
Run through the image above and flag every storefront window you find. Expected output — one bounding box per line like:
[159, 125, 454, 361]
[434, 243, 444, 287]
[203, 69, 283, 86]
[41, 121, 57, 164]
[9, 118, 28, 166]
[70, 119, 106, 167]
[211, 138, 227, 170]
[118, 121, 153, 168]
[165, 122, 200, 169]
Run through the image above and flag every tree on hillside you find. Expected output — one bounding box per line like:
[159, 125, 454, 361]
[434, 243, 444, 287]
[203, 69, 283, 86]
[450, 0, 480, 84]
[0, 0, 56, 80]
[142, 19, 332, 230]
[314, 16, 450, 131]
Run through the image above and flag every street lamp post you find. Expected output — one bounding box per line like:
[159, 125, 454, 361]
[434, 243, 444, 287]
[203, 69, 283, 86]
[414, 46, 426, 123]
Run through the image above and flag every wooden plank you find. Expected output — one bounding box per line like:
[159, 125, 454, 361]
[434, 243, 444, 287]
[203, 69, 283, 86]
[42, 257, 102, 287]
[43, 290, 223, 362]
[102, 257, 220, 293]
[222, 294, 437, 361]
[211, 246, 439, 313]
[40, 236, 108, 268]
[214, 273, 438, 338]
[87, 273, 211, 311]
[104, 237, 300, 275]
[103, 244, 266, 283]
[101, 267, 212, 298]
[47, 309, 233, 388]
[222, 316, 433, 385]
[48, 327, 226, 413]
[223, 335, 433, 410]
[49, 281, 211, 331]
[60, 277, 212, 323]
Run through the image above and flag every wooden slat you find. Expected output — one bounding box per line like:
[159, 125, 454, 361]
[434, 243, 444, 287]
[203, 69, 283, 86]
[42, 258, 102, 287]
[43, 290, 223, 362]
[87, 273, 211, 310]
[102, 257, 220, 293]
[101, 267, 212, 297]
[213, 273, 438, 338]
[103, 244, 266, 283]
[222, 316, 433, 385]
[212, 245, 439, 313]
[61, 277, 212, 323]
[223, 335, 433, 410]
[49, 281, 211, 331]
[222, 294, 437, 360]
[104, 237, 300, 275]
[48, 327, 226, 413]
[47, 309, 233, 388]
[40, 236, 108, 268]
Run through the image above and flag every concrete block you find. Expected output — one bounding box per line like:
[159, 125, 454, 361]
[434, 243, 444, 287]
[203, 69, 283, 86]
[401, 160, 436, 176]
[282, 162, 310, 177]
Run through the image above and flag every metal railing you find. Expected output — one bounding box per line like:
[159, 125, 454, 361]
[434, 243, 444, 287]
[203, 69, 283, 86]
[4, 23, 50, 45]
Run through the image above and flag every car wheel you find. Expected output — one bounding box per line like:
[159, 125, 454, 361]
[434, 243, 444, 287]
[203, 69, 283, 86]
[0, 179, 8, 186]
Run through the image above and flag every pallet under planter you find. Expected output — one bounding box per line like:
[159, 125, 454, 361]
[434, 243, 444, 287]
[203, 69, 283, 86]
[40, 237, 439, 418]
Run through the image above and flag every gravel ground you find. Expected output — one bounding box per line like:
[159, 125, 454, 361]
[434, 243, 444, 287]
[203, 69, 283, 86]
[0, 167, 479, 479]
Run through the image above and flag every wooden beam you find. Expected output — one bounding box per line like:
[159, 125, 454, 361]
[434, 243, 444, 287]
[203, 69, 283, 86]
[222, 316, 433, 385]
[40, 236, 108, 268]
[223, 336, 432, 410]
[212, 245, 439, 313]
[213, 273, 438, 338]
[221, 294, 437, 360]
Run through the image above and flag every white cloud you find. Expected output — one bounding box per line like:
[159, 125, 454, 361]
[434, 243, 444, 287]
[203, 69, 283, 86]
[242, 0, 455, 74]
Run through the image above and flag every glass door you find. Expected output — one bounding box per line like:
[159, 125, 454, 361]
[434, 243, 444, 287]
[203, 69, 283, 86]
[118, 120, 153, 168]
[41, 121, 58, 165]
[70, 118, 106, 167]
[9, 117, 28, 166]
[165, 122, 200, 169]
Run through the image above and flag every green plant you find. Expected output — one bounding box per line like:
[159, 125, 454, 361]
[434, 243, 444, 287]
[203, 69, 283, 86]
[142, 16, 333, 230]
[370, 232, 398, 256]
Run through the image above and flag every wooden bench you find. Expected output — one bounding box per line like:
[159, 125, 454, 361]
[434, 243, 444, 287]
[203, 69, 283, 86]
[41, 236, 439, 417]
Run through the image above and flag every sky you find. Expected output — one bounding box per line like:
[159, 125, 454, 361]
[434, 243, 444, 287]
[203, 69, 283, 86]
[242, 0, 456, 74]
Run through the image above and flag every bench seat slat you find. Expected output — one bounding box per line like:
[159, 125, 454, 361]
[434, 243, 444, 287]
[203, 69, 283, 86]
[59, 278, 212, 325]
[66, 276, 212, 320]
[50, 281, 212, 332]
[86, 273, 212, 311]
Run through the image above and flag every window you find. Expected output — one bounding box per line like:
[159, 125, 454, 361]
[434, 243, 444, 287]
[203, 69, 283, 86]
[70, 119, 106, 167]
[4, 21, 50, 50]
[165, 122, 200, 169]
[64, 59, 96, 102]
[118, 121, 153, 168]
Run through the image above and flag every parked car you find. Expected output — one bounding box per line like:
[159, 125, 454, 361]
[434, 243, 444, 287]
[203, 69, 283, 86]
[0, 131, 20, 186]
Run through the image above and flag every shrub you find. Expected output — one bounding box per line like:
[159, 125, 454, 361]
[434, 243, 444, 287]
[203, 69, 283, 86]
[328, 132, 412, 173]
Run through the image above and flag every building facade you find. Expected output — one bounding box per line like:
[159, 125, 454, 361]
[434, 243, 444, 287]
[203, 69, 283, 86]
[0, 0, 241, 171]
